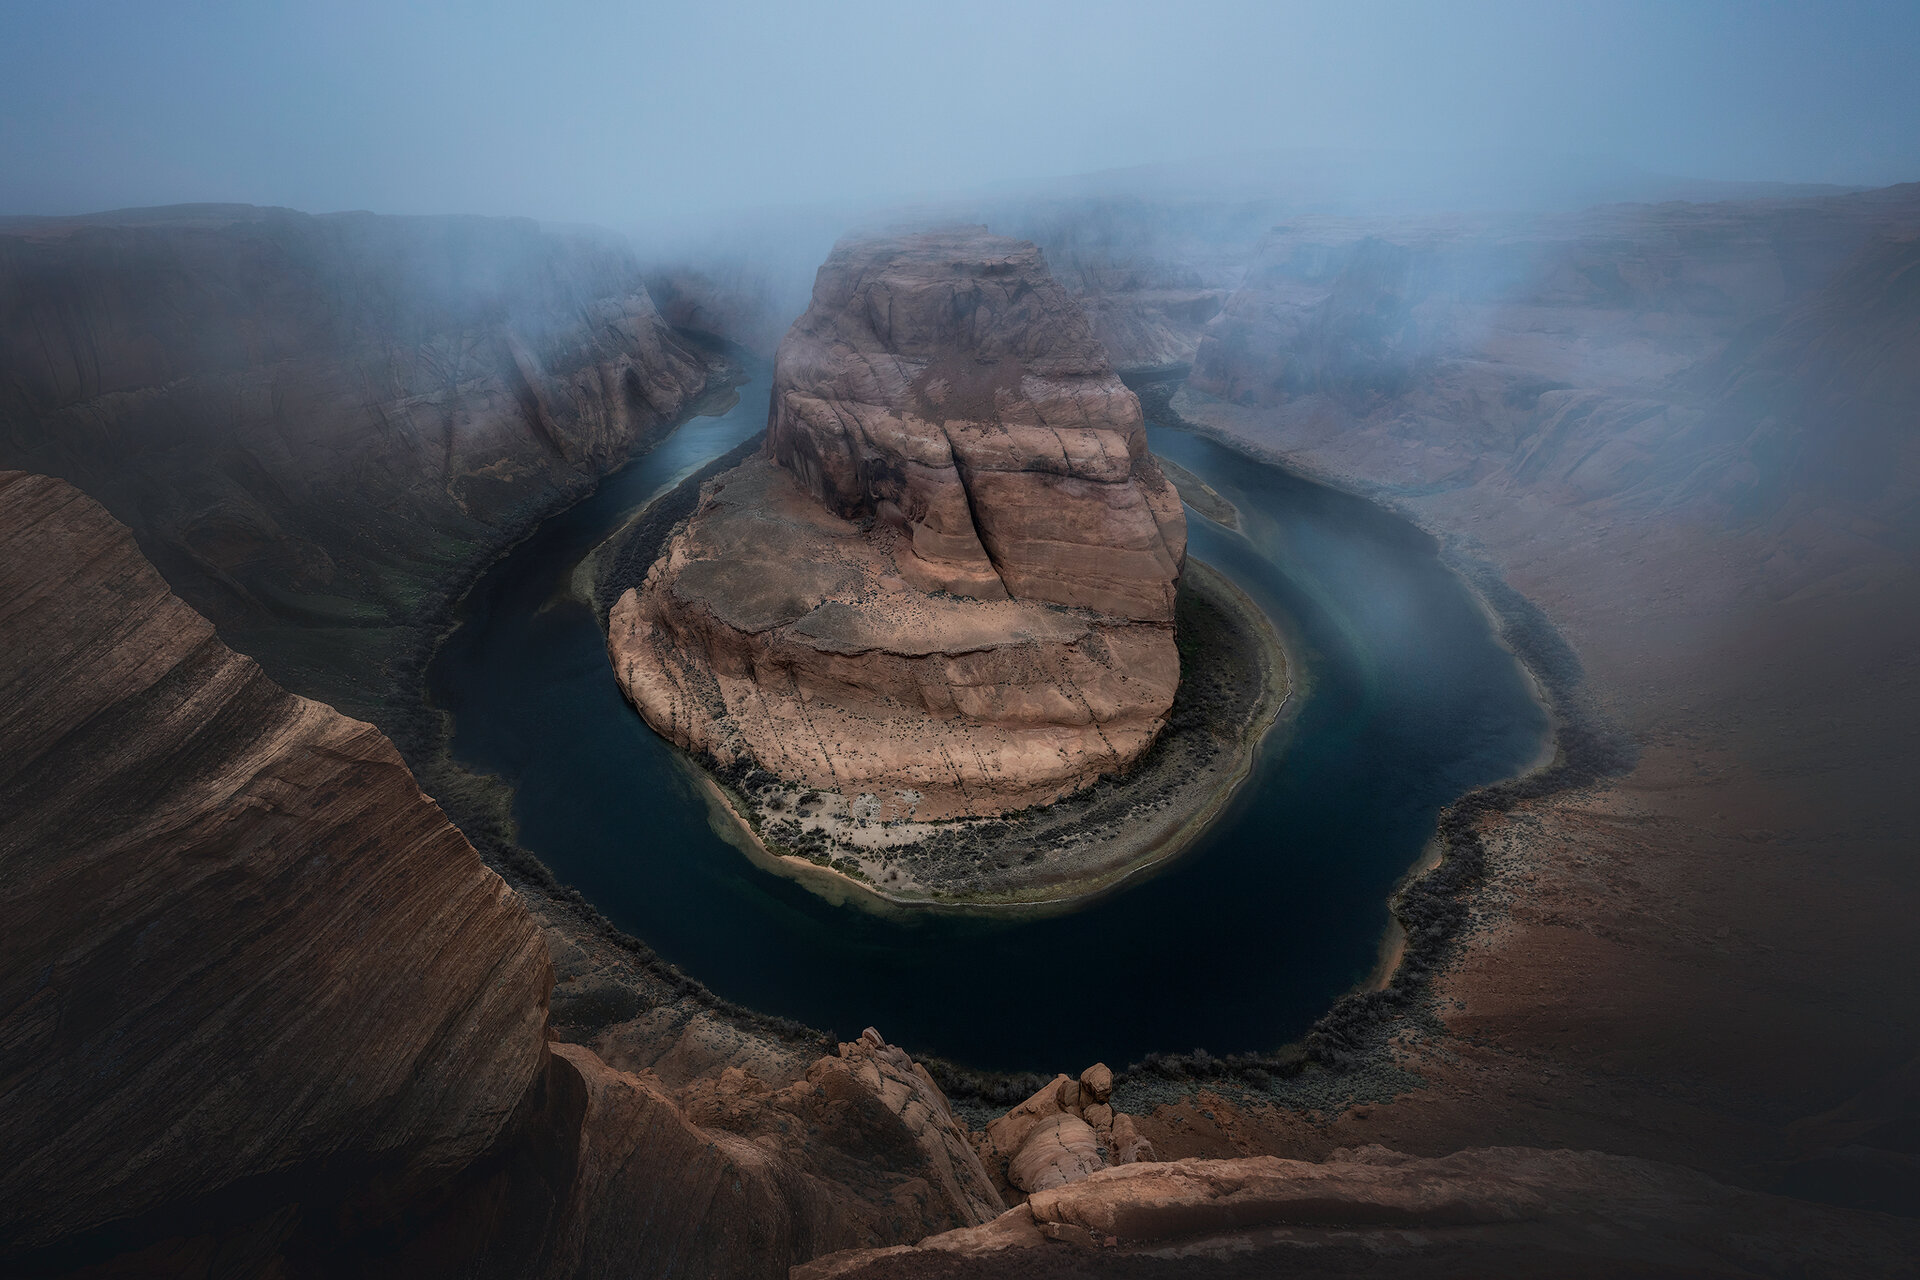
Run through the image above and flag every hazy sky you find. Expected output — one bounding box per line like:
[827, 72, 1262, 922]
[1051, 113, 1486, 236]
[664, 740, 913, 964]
[4, 0, 1918, 223]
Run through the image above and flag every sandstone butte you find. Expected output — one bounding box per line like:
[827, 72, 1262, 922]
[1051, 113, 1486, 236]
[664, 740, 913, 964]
[609, 230, 1189, 819]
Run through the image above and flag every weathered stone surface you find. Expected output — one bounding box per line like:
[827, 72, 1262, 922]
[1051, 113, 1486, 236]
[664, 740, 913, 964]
[1183, 192, 1920, 526]
[813, 1030, 1006, 1227]
[795, 1146, 1920, 1278]
[0, 471, 554, 1256]
[0, 477, 1007, 1278]
[1079, 1062, 1114, 1104]
[666, 1030, 1009, 1246]
[1159, 183, 1920, 1235]
[1007, 1114, 1106, 1194]
[532, 1044, 851, 1278]
[964, 1074, 1078, 1204]
[611, 231, 1186, 817]
[767, 231, 1185, 619]
[1023, 1149, 1547, 1237]
[1108, 1112, 1157, 1166]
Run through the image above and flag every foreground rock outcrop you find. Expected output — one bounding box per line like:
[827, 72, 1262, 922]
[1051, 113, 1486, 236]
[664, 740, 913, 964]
[0, 475, 1001, 1276]
[799, 1146, 1920, 1278]
[0, 471, 551, 1258]
[611, 231, 1187, 818]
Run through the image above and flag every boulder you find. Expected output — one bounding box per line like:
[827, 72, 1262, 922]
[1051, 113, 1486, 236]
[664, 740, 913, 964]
[1007, 1115, 1106, 1194]
[1109, 1112, 1157, 1165]
[979, 1075, 1075, 1186]
[0, 473, 553, 1256]
[1079, 1062, 1114, 1104]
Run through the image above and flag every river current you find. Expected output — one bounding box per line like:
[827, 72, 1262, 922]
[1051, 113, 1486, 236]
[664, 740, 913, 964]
[428, 374, 1548, 1071]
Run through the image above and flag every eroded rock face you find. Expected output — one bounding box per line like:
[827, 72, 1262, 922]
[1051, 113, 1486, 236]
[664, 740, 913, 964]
[0, 478, 1006, 1278]
[611, 231, 1186, 818]
[1182, 192, 1920, 525]
[0, 471, 553, 1257]
[796, 1146, 1920, 1279]
[828, 1028, 1008, 1226]
[0, 204, 716, 714]
[1008, 1115, 1105, 1194]
[970, 1065, 1157, 1204]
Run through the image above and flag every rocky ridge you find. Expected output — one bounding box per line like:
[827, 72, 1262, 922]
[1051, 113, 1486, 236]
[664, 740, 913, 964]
[610, 231, 1187, 819]
[1183, 186, 1920, 531]
[1126, 183, 1920, 1231]
[0, 471, 552, 1256]
[797, 1145, 1919, 1278]
[0, 475, 1004, 1276]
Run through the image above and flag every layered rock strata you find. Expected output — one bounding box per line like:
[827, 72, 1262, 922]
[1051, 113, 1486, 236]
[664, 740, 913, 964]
[0, 471, 552, 1256]
[611, 231, 1187, 818]
[1183, 189, 1920, 523]
[0, 475, 1003, 1276]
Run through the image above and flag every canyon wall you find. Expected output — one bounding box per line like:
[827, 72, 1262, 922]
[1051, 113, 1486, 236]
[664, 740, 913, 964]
[991, 198, 1261, 370]
[0, 470, 551, 1265]
[0, 472, 1005, 1276]
[3, 459, 1910, 1280]
[1185, 187, 1920, 529]
[0, 204, 718, 711]
[774, 181, 1920, 1277]
[611, 230, 1187, 818]
[1159, 184, 1920, 1223]
[800, 1145, 1919, 1277]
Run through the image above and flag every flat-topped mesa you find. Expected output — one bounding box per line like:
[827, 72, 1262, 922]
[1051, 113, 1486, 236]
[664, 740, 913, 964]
[610, 231, 1189, 821]
[766, 230, 1186, 621]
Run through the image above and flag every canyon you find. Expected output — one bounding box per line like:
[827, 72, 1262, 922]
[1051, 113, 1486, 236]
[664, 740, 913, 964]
[4, 179, 1920, 1278]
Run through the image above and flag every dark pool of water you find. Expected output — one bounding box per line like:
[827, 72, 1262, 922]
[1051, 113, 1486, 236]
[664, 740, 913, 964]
[428, 376, 1549, 1072]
